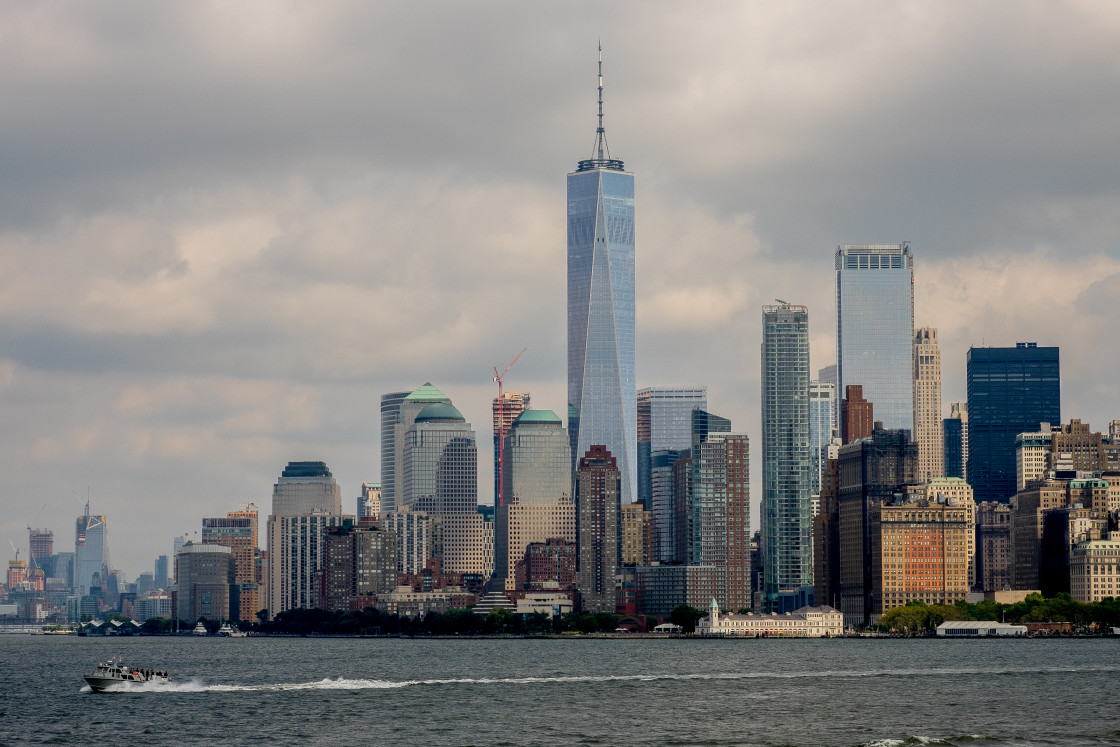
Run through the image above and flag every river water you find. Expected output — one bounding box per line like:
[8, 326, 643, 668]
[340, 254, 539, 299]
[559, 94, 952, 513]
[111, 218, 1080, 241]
[2, 635, 1118, 745]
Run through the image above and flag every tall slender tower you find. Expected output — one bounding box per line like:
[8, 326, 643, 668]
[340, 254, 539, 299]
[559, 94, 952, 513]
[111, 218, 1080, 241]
[761, 302, 813, 612]
[576, 445, 621, 613]
[568, 45, 636, 505]
[836, 243, 915, 433]
[913, 327, 944, 482]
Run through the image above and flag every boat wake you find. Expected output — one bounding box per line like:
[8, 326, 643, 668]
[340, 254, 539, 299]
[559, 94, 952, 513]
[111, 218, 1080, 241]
[82, 663, 1120, 694]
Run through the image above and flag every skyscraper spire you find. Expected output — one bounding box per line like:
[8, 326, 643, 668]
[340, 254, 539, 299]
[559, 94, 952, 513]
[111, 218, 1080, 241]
[578, 42, 622, 172]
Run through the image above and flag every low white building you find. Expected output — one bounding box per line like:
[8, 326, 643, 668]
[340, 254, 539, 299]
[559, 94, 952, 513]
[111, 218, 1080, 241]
[696, 599, 843, 637]
[936, 620, 1027, 637]
[514, 592, 574, 618]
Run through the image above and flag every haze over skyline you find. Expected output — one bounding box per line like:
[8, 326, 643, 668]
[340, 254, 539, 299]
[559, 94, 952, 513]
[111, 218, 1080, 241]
[2, 1, 1119, 576]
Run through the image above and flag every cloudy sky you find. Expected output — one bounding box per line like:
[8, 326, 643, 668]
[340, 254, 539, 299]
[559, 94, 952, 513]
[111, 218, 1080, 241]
[2, 1, 1119, 577]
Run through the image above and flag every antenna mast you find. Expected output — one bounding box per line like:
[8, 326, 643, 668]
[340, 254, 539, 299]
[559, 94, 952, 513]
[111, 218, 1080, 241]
[493, 348, 527, 509]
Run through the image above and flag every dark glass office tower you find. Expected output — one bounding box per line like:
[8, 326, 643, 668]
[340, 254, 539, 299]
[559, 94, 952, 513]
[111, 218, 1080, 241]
[966, 343, 1060, 503]
[568, 47, 636, 504]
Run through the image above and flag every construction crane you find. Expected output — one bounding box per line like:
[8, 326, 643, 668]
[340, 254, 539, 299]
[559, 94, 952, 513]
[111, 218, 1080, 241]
[493, 347, 527, 508]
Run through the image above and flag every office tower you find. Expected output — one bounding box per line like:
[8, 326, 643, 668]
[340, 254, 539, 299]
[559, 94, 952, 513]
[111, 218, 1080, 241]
[841, 385, 874, 444]
[568, 48, 636, 506]
[1010, 477, 1108, 590]
[438, 509, 495, 578]
[685, 409, 732, 564]
[380, 391, 410, 513]
[809, 381, 836, 496]
[384, 384, 453, 511]
[818, 364, 839, 424]
[976, 501, 1012, 592]
[382, 509, 434, 574]
[175, 543, 235, 623]
[637, 387, 707, 504]
[494, 410, 574, 590]
[401, 402, 477, 516]
[154, 555, 169, 590]
[913, 327, 944, 482]
[493, 391, 530, 505]
[1016, 419, 1120, 490]
[761, 302, 812, 611]
[576, 445, 621, 613]
[967, 343, 1060, 503]
[202, 504, 260, 622]
[835, 243, 915, 433]
[837, 426, 917, 628]
[266, 461, 344, 619]
[358, 483, 381, 519]
[317, 518, 397, 611]
[944, 402, 968, 480]
[74, 509, 109, 597]
[693, 433, 751, 611]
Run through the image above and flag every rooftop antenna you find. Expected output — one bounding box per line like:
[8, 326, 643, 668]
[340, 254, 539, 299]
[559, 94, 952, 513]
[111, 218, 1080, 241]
[593, 41, 612, 161]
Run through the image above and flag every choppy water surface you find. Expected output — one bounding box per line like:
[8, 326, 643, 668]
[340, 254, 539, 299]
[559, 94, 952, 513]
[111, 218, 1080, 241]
[3, 635, 1118, 745]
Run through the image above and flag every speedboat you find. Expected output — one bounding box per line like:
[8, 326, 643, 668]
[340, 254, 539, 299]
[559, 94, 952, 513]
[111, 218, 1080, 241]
[192, 622, 208, 636]
[83, 659, 170, 692]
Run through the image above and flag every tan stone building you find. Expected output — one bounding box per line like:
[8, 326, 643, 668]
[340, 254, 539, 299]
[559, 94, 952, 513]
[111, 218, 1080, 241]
[913, 327, 944, 482]
[1011, 476, 1112, 590]
[620, 502, 651, 566]
[1016, 419, 1120, 491]
[1070, 533, 1120, 603]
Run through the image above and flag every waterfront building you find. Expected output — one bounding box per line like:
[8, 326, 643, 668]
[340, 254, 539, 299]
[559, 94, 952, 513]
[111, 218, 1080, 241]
[837, 425, 917, 628]
[567, 50, 636, 506]
[698, 598, 843, 637]
[835, 243, 915, 433]
[358, 483, 381, 520]
[375, 586, 477, 618]
[761, 302, 812, 611]
[493, 391, 530, 504]
[967, 343, 1060, 503]
[634, 564, 727, 616]
[936, 620, 1026, 636]
[809, 380, 836, 497]
[379, 390, 411, 513]
[266, 461, 344, 619]
[637, 387, 707, 505]
[576, 445, 621, 613]
[175, 542, 235, 623]
[202, 504, 260, 622]
[134, 591, 171, 621]
[944, 402, 969, 480]
[913, 327, 944, 482]
[841, 385, 874, 444]
[976, 501, 1012, 591]
[317, 518, 397, 611]
[494, 410, 574, 590]
[1070, 533, 1120, 603]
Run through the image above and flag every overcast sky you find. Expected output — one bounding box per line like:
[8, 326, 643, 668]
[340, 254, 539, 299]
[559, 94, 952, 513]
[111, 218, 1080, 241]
[2, 1, 1119, 578]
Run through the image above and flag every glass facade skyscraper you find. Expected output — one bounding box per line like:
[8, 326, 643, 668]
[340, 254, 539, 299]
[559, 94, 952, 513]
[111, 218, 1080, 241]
[809, 380, 836, 497]
[567, 52, 636, 505]
[761, 303, 813, 612]
[835, 243, 915, 433]
[637, 387, 706, 505]
[966, 343, 1060, 503]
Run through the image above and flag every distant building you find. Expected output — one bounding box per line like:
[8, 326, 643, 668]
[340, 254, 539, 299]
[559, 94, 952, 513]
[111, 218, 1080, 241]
[493, 391, 530, 505]
[379, 390, 411, 513]
[515, 538, 577, 589]
[841, 385, 874, 444]
[634, 564, 727, 617]
[317, 518, 397, 611]
[693, 433, 752, 612]
[1070, 533, 1120, 603]
[1010, 477, 1108, 590]
[976, 501, 1012, 592]
[650, 448, 685, 564]
[401, 401, 477, 516]
[809, 380, 837, 497]
[202, 504, 260, 622]
[620, 502, 652, 566]
[576, 445, 621, 613]
[967, 343, 1060, 503]
[1015, 419, 1120, 490]
[944, 402, 969, 481]
[375, 586, 476, 618]
[358, 483, 381, 519]
[913, 327, 944, 482]
[698, 598, 843, 637]
[154, 555, 169, 591]
[382, 509, 435, 575]
[175, 542, 235, 623]
[835, 243, 915, 434]
[637, 387, 707, 505]
[74, 511, 109, 597]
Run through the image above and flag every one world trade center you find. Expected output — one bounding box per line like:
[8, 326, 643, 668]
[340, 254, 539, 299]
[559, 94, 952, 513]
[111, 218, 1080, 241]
[567, 46, 636, 504]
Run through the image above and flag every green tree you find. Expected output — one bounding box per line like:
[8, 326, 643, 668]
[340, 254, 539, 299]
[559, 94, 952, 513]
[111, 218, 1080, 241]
[669, 605, 705, 633]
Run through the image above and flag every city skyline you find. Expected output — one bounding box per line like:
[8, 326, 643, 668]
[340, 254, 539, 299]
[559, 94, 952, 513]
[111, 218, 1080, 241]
[2, 3, 1120, 576]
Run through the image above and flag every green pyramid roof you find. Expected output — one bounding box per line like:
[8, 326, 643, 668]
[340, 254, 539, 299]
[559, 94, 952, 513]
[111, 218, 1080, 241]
[414, 403, 465, 423]
[513, 409, 562, 426]
[404, 382, 450, 403]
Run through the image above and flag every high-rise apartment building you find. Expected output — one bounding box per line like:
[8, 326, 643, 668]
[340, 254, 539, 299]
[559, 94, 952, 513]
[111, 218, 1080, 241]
[693, 433, 751, 611]
[74, 510, 109, 597]
[761, 302, 812, 611]
[809, 381, 836, 497]
[620, 502, 652, 566]
[944, 402, 968, 480]
[835, 243, 915, 435]
[568, 50, 636, 506]
[967, 343, 1060, 503]
[202, 504, 260, 622]
[266, 461, 344, 619]
[841, 385, 874, 444]
[493, 391, 530, 505]
[684, 409, 732, 565]
[650, 448, 685, 563]
[637, 387, 706, 505]
[317, 518, 397, 611]
[379, 391, 410, 513]
[494, 410, 575, 590]
[382, 509, 434, 575]
[576, 445, 621, 613]
[913, 327, 944, 482]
